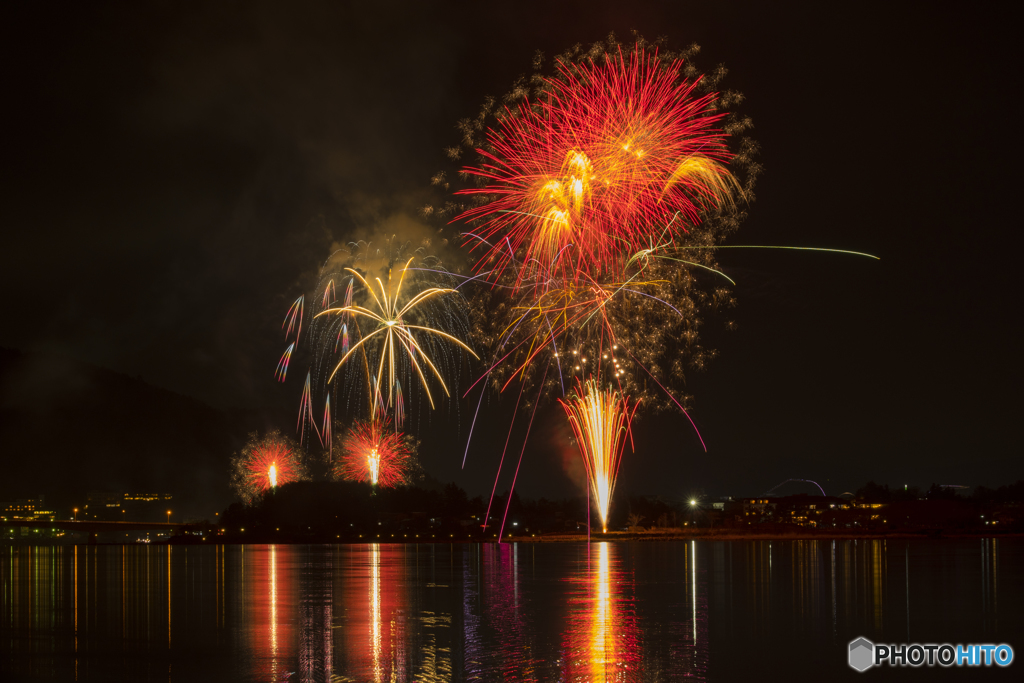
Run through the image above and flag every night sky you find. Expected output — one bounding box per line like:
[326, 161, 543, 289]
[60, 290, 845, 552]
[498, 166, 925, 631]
[2, 1, 1020, 505]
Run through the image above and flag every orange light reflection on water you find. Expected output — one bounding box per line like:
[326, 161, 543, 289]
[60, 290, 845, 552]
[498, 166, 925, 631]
[248, 544, 295, 680]
[271, 545, 278, 677]
[337, 543, 407, 681]
[589, 542, 615, 678]
[563, 542, 641, 681]
[372, 543, 382, 682]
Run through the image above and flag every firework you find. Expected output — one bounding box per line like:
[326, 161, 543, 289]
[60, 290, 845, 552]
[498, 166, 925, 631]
[316, 256, 478, 418]
[439, 38, 760, 538]
[277, 237, 475, 449]
[449, 37, 754, 422]
[230, 430, 308, 504]
[335, 417, 417, 488]
[447, 37, 878, 544]
[455, 44, 745, 288]
[559, 379, 638, 532]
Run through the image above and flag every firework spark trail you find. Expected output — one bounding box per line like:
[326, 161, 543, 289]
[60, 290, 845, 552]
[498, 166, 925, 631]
[322, 280, 336, 308]
[283, 296, 305, 344]
[297, 372, 321, 446]
[621, 346, 706, 452]
[336, 417, 415, 488]
[542, 310, 566, 396]
[371, 376, 386, 416]
[334, 323, 350, 355]
[498, 362, 549, 540]
[322, 396, 332, 458]
[560, 379, 638, 533]
[275, 343, 295, 382]
[674, 245, 879, 260]
[482, 378, 527, 532]
[461, 375, 490, 469]
[394, 378, 405, 429]
[343, 278, 354, 308]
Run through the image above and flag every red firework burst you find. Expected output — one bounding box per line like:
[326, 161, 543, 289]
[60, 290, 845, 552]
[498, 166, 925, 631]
[234, 434, 305, 503]
[456, 45, 739, 285]
[336, 417, 414, 488]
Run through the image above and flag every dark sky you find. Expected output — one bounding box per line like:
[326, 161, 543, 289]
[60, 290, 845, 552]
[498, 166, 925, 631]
[2, 1, 1020, 501]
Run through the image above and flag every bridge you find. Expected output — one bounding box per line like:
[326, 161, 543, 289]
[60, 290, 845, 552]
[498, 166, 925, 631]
[2, 519, 211, 544]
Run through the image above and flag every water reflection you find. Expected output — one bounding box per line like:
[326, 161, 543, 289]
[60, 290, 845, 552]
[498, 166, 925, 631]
[478, 543, 545, 680]
[299, 546, 333, 683]
[1, 539, 1021, 681]
[334, 544, 412, 681]
[562, 542, 641, 681]
[248, 545, 296, 680]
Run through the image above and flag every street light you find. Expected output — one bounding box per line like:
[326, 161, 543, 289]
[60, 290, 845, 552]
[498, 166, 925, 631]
[73, 508, 78, 521]
[690, 499, 698, 507]
[167, 510, 171, 524]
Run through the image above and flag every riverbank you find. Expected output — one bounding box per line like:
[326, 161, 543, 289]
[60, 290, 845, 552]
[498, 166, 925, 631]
[9, 528, 1024, 548]
[506, 528, 1024, 542]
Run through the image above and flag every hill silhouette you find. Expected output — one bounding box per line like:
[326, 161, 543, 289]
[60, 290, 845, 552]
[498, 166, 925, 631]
[0, 348, 272, 518]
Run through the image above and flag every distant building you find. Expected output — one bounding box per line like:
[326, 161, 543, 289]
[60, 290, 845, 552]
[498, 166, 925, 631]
[123, 493, 173, 503]
[740, 498, 775, 518]
[0, 497, 54, 522]
[85, 491, 124, 521]
[123, 493, 173, 523]
[762, 495, 843, 526]
[82, 492, 173, 522]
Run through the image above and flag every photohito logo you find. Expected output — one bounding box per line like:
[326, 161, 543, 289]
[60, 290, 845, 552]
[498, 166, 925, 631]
[849, 638, 874, 672]
[848, 637, 1014, 671]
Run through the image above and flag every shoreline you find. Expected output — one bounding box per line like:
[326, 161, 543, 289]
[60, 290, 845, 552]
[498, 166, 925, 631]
[3, 528, 1022, 547]
[508, 529, 1024, 542]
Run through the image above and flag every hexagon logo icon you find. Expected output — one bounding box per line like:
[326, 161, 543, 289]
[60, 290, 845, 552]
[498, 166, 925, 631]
[849, 637, 874, 672]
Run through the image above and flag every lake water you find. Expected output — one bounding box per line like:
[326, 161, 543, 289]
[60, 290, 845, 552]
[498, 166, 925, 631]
[1, 539, 1020, 681]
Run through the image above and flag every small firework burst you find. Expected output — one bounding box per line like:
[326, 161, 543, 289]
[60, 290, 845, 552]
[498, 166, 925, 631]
[335, 417, 416, 488]
[230, 430, 308, 504]
[559, 379, 638, 532]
